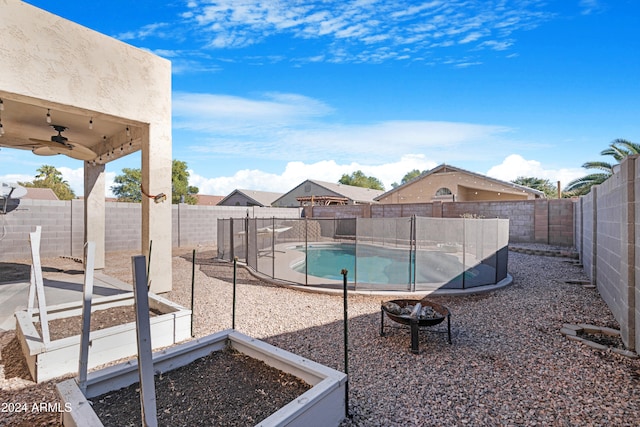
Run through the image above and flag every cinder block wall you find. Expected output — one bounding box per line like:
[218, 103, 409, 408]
[595, 167, 629, 344]
[106, 202, 142, 253]
[636, 159, 640, 353]
[311, 199, 575, 246]
[548, 199, 575, 246]
[173, 205, 301, 248]
[0, 199, 72, 260]
[0, 201, 301, 261]
[575, 155, 638, 351]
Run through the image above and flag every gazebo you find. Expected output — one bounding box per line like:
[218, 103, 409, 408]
[0, 0, 173, 292]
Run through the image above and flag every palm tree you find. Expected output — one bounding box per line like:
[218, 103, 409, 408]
[20, 164, 76, 200]
[564, 139, 639, 196]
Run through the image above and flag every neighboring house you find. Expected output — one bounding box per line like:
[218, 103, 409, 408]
[195, 194, 224, 206]
[375, 164, 545, 204]
[272, 179, 385, 207]
[218, 189, 283, 207]
[23, 187, 59, 200]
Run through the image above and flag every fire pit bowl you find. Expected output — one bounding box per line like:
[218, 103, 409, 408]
[380, 299, 451, 354]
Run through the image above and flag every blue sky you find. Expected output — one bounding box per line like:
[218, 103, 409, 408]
[2, 0, 639, 197]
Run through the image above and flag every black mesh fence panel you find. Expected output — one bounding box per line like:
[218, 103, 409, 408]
[414, 217, 465, 291]
[218, 216, 509, 292]
[354, 218, 412, 291]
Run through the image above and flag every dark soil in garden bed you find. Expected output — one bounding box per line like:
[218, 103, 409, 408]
[90, 347, 312, 426]
[34, 305, 162, 341]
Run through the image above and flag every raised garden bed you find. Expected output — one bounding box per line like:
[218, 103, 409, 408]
[15, 292, 192, 382]
[57, 330, 348, 427]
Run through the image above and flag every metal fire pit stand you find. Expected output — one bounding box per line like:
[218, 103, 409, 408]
[380, 300, 452, 354]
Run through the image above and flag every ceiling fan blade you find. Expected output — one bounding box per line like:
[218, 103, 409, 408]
[0, 140, 41, 151]
[29, 138, 97, 161]
[63, 145, 97, 161]
[32, 146, 59, 156]
[29, 138, 71, 148]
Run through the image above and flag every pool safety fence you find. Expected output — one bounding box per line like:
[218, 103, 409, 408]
[217, 216, 509, 292]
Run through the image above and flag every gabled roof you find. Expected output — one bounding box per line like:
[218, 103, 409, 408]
[219, 189, 283, 207]
[307, 179, 385, 203]
[374, 163, 545, 201]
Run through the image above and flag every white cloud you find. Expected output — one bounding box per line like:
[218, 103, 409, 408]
[58, 168, 117, 198]
[579, 0, 605, 15]
[6, 154, 583, 201]
[189, 154, 438, 195]
[183, 117, 511, 165]
[173, 91, 333, 132]
[0, 169, 117, 198]
[0, 173, 33, 192]
[486, 154, 585, 188]
[116, 23, 171, 41]
[178, 0, 554, 63]
[188, 153, 586, 198]
[174, 90, 513, 164]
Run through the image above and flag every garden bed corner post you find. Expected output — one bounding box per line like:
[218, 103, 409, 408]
[132, 255, 158, 427]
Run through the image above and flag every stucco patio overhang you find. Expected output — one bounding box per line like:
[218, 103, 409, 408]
[0, 0, 173, 292]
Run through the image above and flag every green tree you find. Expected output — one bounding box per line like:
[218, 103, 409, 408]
[171, 160, 199, 204]
[512, 176, 558, 198]
[338, 170, 384, 190]
[111, 167, 142, 202]
[565, 139, 640, 196]
[391, 169, 424, 188]
[20, 165, 75, 200]
[111, 160, 199, 204]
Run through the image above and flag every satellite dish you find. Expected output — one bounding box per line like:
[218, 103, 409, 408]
[1, 182, 27, 199]
[1, 182, 27, 214]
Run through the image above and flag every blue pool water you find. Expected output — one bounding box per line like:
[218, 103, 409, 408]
[293, 244, 413, 284]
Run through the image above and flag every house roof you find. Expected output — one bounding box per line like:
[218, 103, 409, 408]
[195, 194, 224, 206]
[219, 189, 283, 207]
[273, 179, 384, 205]
[374, 163, 545, 201]
[308, 180, 385, 203]
[23, 187, 59, 200]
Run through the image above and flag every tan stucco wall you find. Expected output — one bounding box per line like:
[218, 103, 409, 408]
[0, 0, 172, 292]
[377, 171, 536, 203]
[0, 1, 171, 124]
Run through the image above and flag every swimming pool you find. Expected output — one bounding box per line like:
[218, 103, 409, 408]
[219, 216, 510, 292]
[292, 243, 467, 286]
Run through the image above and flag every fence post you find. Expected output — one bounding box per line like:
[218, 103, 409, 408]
[341, 269, 350, 420]
[229, 218, 234, 261]
[354, 218, 358, 290]
[245, 214, 249, 264]
[305, 216, 308, 286]
[410, 215, 415, 292]
[462, 218, 466, 290]
[590, 187, 598, 286]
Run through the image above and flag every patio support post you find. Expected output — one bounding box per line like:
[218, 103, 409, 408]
[141, 123, 172, 293]
[84, 161, 105, 270]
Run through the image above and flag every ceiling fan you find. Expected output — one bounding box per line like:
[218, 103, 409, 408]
[28, 124, 97, 161]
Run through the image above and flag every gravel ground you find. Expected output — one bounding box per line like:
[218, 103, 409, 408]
[2, 245, 640, 426]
